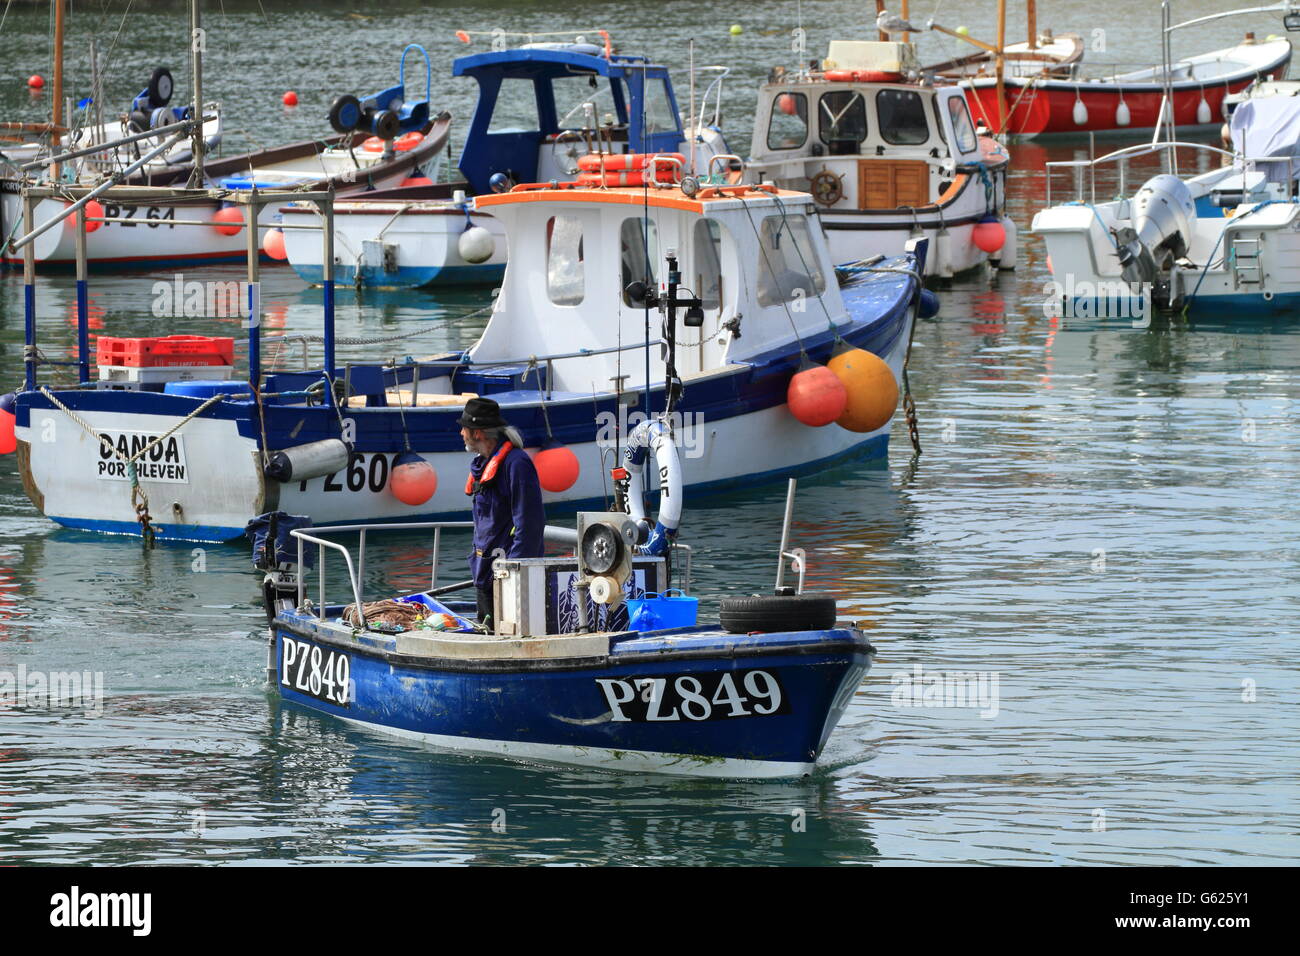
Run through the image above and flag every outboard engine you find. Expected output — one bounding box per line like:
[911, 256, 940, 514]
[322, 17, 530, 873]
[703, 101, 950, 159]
[328, 44, 433, 145]
[245, 511, 315, 630]
[1117, 173, 1196, 280]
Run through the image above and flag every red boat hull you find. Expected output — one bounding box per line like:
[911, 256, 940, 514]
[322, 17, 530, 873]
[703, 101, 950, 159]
[965, 57, 1290, 136]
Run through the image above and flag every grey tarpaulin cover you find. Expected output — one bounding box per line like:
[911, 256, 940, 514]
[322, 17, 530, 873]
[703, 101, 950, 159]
[1230, 96, 1300, 184]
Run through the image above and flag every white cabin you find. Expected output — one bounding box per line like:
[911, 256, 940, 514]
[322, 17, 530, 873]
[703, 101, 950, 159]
[471, 183, 851, 393]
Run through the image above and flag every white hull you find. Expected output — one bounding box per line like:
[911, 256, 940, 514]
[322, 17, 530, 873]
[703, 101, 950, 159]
[281, 201, 507, 289]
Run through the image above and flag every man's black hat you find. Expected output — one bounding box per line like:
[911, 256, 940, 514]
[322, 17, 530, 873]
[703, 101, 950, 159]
[458, 396, 508, 429]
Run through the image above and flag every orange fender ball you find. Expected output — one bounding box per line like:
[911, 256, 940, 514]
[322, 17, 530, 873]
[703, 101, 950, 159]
[0, 410, 16, 455]
[263, 227, 287, 260]
[391, 453, 438, 505]
[787, 364, 848, 427]
[282, 91, 298, 107]
[972, 217, 1006, 254]
[213, 206, 244, 236]
[27, 75, 44, 89]
[827, 348, 899, 433]
[66, 199, 104, 233]
[532, 443, 580, 492]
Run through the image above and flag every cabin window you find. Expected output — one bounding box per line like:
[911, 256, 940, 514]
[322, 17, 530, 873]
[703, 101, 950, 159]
[877, 89, 930, 145]
[553, 74, 622, 130]
[641, 78, 679, 135]
[487, 78, 541, 133]
[755, 214, 825, 308]
[620, 217, 659, 307]
[931, 99, 948, 144]
[818, 91, 868, 150]
[547, 215, 585, 306]
[947, 96, 978, 152]
[767, 92, 809, 150]
[694, 218, 726, 311]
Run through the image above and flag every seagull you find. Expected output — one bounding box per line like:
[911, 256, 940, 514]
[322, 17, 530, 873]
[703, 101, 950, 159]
[876, 11, 922, 34]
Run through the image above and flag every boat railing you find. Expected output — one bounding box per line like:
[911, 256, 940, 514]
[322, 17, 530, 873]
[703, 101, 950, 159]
[690, 65, 729, 134]
[290, 521, 640, 629]
[291, 521, 476, 627]
[1044, 140, 1292, 206]
[267, 336, 668, 396]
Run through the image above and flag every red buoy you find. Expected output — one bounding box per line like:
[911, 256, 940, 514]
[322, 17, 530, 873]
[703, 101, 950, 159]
[262, 228, 287, 260]
[787, 364, 848, 427]
[213, 206, 244, 236]
[0, 401, 16, 455]
[66, 199, 105, 234]
[27, 75, 44, 90]
[532, 442, 580, 493]
[972, 217, 1006, 255]
[456, 30, 471, 43]
[282, 90, 298, 107]
[391, 452, 438, 505]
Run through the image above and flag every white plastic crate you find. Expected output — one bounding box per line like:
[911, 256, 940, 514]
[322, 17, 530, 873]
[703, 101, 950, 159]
[98, 364, 234, 384]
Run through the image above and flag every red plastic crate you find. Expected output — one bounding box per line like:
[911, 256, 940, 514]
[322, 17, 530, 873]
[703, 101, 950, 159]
[95, 335, 234, 368]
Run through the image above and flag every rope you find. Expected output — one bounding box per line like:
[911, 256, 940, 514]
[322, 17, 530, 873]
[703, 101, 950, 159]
[38, 386, 228, 545]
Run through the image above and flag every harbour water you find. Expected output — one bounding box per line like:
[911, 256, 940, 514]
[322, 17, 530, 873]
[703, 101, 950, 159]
[1, 1, 1297, 865]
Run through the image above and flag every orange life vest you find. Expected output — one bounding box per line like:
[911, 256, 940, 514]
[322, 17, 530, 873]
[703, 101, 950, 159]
[464, 441, 514, 496]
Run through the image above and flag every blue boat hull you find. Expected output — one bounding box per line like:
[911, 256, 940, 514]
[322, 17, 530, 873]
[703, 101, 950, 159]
[274, 612, 872, 778]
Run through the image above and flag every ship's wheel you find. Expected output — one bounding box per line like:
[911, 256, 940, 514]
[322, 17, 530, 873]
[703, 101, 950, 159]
[810, 169, 843, 206]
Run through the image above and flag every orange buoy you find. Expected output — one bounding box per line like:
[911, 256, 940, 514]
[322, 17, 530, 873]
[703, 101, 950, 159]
[390, 452, 438, 505]
[455, 30, 471, 43]
[0, 393, 17, 455]
[787, 364, 848, 427]
[27, 74, 44, 90]
[213, 206, 244, 236]
[777, 93, 799, 116]
[66, 199, 105, 233]
[282, 90, 298, 107]
[972, 217, 1006, 254]
[827, 348, 898, 433]
[532, 442, 580, 493]
[362, 136, 385, 152]
[262, 228, 287, 260]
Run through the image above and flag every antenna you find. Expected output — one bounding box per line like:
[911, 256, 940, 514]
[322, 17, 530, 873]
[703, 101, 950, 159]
[688, 39, 697, 176]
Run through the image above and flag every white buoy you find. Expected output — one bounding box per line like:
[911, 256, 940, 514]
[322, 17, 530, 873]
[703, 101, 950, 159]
[1116, 100, 1131, 127]
[1073, 98, 1089, 126]
[1197, 97, 1212, 125]
[458, 225, 495, 264]
[995, 216, 1018, 270]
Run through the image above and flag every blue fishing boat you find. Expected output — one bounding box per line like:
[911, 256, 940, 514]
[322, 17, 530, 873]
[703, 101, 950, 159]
[280, 36, 732, 289]
[257, 482, 872, 778]
[5, 164, 927, 543]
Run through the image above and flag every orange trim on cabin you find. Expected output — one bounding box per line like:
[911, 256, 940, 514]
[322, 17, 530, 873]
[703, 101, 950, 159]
[474, 183, 807, 214]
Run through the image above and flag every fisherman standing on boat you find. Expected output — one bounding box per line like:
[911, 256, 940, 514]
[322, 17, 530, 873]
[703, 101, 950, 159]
[460, 397, 545, 630]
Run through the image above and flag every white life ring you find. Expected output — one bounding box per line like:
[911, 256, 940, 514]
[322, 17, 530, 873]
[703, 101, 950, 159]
[623, 418, 683, 555]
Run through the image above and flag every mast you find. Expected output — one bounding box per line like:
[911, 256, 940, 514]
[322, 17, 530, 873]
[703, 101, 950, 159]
[876, 0, 887, 41]
[995, 0, 1007, 133]
[901, 0, 911, 43]
[52, 0, 64, 179]
[1027, 0, 1038, 50]
[188, 0, 204, 187]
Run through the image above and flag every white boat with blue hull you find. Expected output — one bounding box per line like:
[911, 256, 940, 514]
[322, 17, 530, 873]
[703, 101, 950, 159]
[1033, 22, 1300, 315]
[6, 169, 924, 543]
[281, 39, 730, 290]
[260, 486, 872, 778]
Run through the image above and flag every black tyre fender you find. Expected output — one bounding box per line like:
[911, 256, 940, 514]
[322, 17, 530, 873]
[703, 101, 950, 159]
[329, 94, 362, 134]
[719, 592, 837, 634]
[148, 67, 173, 107]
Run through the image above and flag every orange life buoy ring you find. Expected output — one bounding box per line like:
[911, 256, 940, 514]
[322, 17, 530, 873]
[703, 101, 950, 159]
[362, 131, 424, 153]
[824, 69, 855, 82]
[855, 69, 903, 83]
[575, 152, 684, 185]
